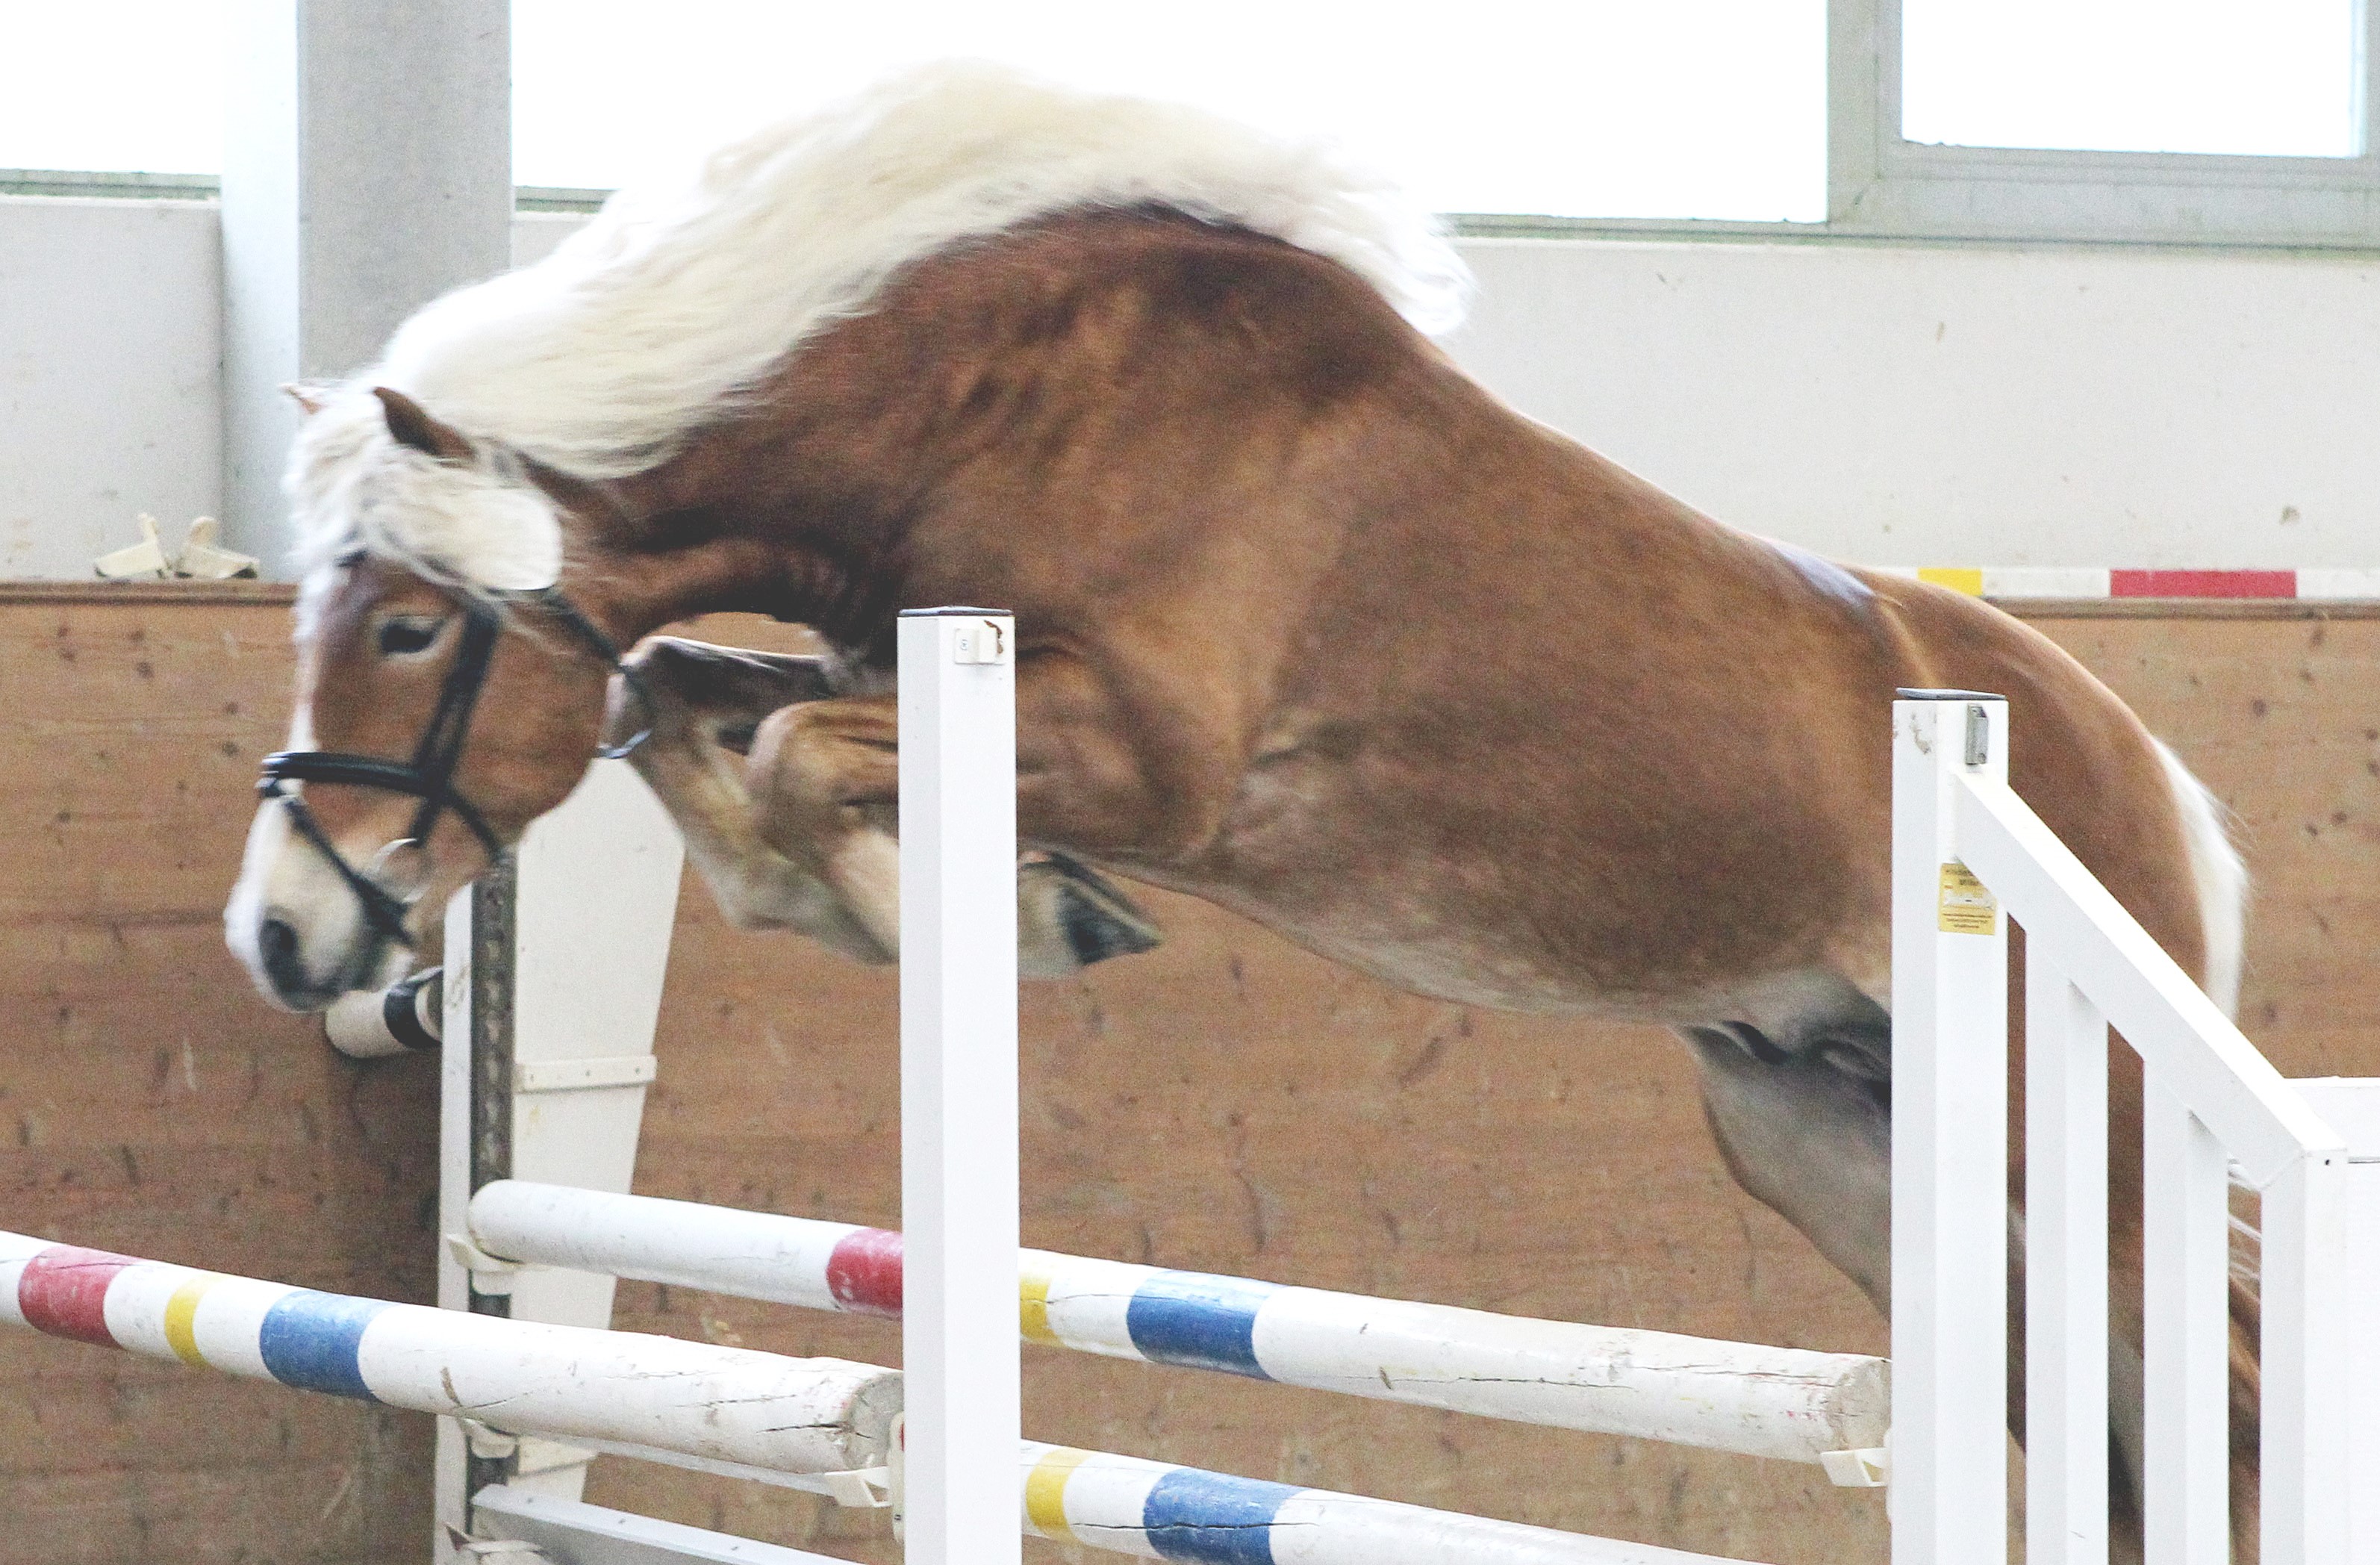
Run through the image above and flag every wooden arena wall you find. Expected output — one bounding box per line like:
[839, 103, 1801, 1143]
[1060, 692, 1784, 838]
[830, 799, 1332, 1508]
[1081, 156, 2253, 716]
[0, 585, 2373, 1565]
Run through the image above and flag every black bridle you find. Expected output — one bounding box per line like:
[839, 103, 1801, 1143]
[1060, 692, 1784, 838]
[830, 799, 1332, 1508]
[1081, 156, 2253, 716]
[258, 583, 653, 950]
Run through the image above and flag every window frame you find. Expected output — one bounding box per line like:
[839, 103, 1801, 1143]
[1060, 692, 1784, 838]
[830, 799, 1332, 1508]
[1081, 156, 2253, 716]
[1825, 0, 2380, 247]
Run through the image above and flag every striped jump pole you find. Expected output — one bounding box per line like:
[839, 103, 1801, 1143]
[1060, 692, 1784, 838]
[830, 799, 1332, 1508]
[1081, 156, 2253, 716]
[467, 1180, 1887, 1469]
[489, 1439, 1750, 1565]
[0, 1222, 1778, 1565]
[0, 1231, 899, 1487]
[1012, 1440, 1734, 1565]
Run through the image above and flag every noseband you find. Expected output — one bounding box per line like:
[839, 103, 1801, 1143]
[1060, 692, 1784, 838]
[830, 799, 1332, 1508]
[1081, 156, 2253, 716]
[257, 585, 652, 950]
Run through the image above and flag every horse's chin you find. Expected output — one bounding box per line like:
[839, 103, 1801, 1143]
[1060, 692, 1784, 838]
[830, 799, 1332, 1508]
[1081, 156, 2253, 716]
[239, 918, 411, 1014]
[226, 805, 423, 1012]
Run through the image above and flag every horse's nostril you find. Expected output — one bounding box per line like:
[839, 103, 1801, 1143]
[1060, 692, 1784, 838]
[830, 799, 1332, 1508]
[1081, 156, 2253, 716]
[258, 918, 309, 994]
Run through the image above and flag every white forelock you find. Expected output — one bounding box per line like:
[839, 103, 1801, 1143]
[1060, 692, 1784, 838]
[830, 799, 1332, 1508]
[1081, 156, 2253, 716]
[287, 392, 567, 623]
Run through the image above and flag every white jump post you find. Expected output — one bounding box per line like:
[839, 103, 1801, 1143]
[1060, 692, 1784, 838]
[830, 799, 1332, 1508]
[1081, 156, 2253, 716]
[1896, 689, 2356, 1565]
[433, 760, 685, 1552]
[1890, 692, 2009, 1565]
[897, 608, 1023, 1565]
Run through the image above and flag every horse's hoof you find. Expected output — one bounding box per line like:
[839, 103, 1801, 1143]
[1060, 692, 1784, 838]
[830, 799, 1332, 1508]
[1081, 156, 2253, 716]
[1018, 852, 1162, 977]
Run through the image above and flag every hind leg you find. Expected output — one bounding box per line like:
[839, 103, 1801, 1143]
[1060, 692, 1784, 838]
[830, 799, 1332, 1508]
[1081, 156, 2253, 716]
[1683, 990, 2208, 1561]
[1678, 994, 1896, 1309]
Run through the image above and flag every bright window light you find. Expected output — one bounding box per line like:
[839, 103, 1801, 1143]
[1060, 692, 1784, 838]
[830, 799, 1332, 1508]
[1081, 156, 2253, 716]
[0, 1, 1825, 222]
[511, 1, 1827, 221]
[0, 2, 228, 175]
[1901, 0, 2359, 157]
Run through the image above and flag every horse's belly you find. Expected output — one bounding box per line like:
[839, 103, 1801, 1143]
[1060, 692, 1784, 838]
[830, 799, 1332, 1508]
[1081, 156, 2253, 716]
[1186, 743, 1878, 1021]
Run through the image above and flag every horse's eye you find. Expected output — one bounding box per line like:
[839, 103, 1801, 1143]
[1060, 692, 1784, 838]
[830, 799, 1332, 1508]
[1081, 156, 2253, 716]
[376, 616, 446, 656]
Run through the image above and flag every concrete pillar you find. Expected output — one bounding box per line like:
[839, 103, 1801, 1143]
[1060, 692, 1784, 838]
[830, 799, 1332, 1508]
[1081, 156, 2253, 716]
[221, 0, 511, 567]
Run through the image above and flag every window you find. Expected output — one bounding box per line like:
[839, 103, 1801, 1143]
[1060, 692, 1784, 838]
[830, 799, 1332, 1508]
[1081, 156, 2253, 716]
[1901, 0, 2357, 158]
[511, 1, 1825, 221]
[0, 3, 225, 178]
[8, 2, 2376, 246]
[1, 1, 1825, 223]
[1831, 0, 2380, 246]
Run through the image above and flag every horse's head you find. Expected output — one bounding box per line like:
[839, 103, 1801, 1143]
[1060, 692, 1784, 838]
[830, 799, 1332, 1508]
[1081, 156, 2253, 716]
[227, 386, 640, 1011]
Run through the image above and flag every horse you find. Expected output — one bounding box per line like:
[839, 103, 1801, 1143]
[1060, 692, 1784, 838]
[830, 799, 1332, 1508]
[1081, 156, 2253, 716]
[222, 64, 2250, 1554]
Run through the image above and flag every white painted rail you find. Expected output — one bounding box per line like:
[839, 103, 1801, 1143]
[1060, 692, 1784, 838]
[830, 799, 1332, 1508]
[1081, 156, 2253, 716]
[467, 1178, 1888, 1466]
[473, 1487, 852, 1565]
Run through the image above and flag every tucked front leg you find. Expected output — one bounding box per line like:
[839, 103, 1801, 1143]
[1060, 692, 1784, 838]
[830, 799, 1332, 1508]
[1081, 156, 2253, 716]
[742, 693, 1163, 977]
[611, 638, 898, 962]
[741, 696, 903, 956]
[1683, 995, 2164, 1563]
[620, 638, 1164, 975]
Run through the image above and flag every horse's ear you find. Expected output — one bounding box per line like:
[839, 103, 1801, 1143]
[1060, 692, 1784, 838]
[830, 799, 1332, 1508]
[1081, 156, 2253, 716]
[373, 387, 474, 462]
[280, 381, 334, 416]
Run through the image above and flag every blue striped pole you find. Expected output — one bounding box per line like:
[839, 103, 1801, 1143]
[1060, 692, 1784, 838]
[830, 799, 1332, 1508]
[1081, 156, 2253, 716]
[0, 1230, 897, 1481]
[471, 1180, 1887, 1466]
[1014, 1441, 1736, 1564]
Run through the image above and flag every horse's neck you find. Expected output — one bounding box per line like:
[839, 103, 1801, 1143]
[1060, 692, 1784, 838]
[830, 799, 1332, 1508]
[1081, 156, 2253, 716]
[596, 211, 1460, 642]
[569, 529, 840, 647]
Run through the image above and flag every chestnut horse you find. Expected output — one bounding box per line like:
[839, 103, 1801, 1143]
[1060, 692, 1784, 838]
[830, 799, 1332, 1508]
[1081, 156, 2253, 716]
[224, 66, 2248, 1551]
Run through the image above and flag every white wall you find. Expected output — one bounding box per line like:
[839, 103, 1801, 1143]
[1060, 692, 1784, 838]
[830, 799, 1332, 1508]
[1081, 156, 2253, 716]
[4, 196, 2375, 577]
[1448, 238, 2380, 569]
[0, 199, 222, 576]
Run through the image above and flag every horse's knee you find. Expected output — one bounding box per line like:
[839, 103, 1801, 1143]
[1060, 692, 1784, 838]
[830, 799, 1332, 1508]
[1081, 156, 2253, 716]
[688, 835, 897, 962]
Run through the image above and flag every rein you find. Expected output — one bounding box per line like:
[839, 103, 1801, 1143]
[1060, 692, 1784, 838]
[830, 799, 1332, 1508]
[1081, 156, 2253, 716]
[257, 584, 653, 950]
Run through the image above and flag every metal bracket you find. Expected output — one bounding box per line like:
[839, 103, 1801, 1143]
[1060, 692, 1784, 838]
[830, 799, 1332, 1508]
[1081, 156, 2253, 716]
[1963, 702, 1991, 768]
[1820, 1446, 1890, 1487]
[512, 1055, 659, 1093]
[947, 617, 1012, 665]
[460, 1420, 521, 1460]
[817, 1466, 892, 1509]
[446, 1233, 526, 1295]
[512, 1437, 594, 1478]
[443, 1525, 551, 1562]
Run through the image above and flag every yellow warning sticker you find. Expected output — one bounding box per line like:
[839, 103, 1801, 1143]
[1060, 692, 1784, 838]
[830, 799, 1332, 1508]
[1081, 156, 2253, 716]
[1937, 862, 1999, 935]
[1917, 567, 1986, 597]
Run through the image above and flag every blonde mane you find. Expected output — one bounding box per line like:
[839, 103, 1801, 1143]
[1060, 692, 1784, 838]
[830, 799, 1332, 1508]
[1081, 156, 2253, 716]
[288, 63, 1470, 593]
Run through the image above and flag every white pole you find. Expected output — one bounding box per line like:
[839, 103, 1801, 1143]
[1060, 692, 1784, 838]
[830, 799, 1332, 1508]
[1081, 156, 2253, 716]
[220, 0, 511, 560]
[2025, 956, 2108, 1565]
[2255, 1150, 2351, 1565]
[897, 609, 1022, 1565]
[2141, 1083, 2231, 1565]
[1890, 693, 2010, 1565]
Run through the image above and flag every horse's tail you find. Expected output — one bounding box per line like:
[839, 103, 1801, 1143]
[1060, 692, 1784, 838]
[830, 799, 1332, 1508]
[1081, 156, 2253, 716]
[2155, 739, 2246, 1018]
